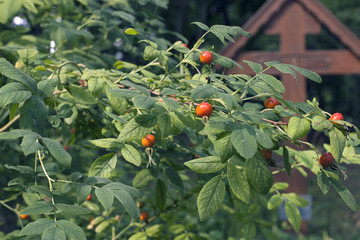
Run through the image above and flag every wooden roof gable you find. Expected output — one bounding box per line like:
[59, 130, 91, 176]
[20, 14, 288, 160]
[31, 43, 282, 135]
[221, 0, 360, 60]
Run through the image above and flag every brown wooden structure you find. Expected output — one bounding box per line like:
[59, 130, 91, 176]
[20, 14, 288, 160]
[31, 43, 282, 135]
[221, 0, 360, 233]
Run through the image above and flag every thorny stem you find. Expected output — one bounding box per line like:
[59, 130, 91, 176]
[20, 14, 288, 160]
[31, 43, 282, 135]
[0, 114, 20, 133]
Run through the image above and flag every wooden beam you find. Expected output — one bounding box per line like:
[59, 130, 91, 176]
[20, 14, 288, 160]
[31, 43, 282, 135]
[228, 50, 360, 75]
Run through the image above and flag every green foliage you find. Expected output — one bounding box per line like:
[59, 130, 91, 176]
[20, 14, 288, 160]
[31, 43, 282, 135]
[0, 2, 360, 239]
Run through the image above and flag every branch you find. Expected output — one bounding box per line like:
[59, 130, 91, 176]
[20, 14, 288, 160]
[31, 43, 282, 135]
[262, 118, 287, 125]
[0, 114, 20, 133]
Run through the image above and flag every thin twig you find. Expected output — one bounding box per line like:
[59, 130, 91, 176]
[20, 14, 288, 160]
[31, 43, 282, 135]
[0, 114, 20, 133]
[261, 118, 287, 125]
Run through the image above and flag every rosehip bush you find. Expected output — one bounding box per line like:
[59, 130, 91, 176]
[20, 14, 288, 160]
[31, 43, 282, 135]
[0, 19, 360, 240]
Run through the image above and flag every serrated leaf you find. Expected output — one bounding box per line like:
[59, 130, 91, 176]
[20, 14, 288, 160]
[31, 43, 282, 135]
[144, 44, 160, 60]
[129, 232, 147, 240]
[164, 166, 184, 192]
[155, 179, 167, 211]
[89, 138, 120, 148]
[56, 220, 86, 240]
[95, 221, 110, 233]
[311, 115, 333, 132]
[227, 163, 250, 203]
[269, 63, 299, 87]
[267, 195, 283, 210]
[282, 193, 308, 207]
[37, 78, 59, 98]
[41, 227, 66, 240]
[283, 146, 291, 176]
[287, 117, 310, 141]
[118, 115, 156, 142]
[133, 169, 155, 188]
[287, 64, 322, 83]
[5, 164, 34, 175]
[76, 184, 92, 205]
[56, 203, 92, 215]
[133, 95, 155, 109]
[88, 77, 105, 95]
[243, 60, 263, 74]
[330, 178, 357, 211]
[0, 82, 32, 107]
[17, 49, 38, 65]
[20, 95, 48, 136]
[0, 58, 38, 93]
[43, 138, 72, 168]
[0, 129, 35, 140]
[158, 113, 171, 138]
[66, 85, 96, 104]
[254, 129, 273, 149]
[20, 218, 54, 236]
[162, 97, 180, 110]
[258, 74, 285, 93]
[245, 152, 273, 195]
[121, 144, 141, 166]
[231, 127, 258, 159]
[103, 182, 141, 198]
[106, 91, 128, 115]
[209, 25, 250, 45]
[285, 202, 301, 232]
[88, 153, 117, 178]
[197, 175, 225, 221]
[191, 85, 216, 100]
[95, 188, 114, 212]
[20, 201, 54, 215]
[113, 189, 140, 219]
[214, 134, 235, 162]
[106, 89, 140, 100]
[145, 224, 164, 237]
[329, 127, 346, 162]
[191, 21, 209, 31]
[184, 156, 226, 173]
[20, 133, 42, 156]
[317, 170, 330, 194]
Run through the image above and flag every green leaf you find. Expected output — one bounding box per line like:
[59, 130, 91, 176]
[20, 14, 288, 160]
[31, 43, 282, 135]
[268, 63, 299, 87]
[330, 178, 357, 211]
[162, 97, 180, 110]
[231, 127, 258, 159]
[267, 195, 283, 210]
[20, 133, 42, 156]
[55, 203, 92, 215]
[155, 179, 167, 211]
[20, 95, 48, 136]
[66, 85, 97, 104]
[245, 152, 273, 195]
[106, 89, 140, 99]
[5, 164, 34, 175]
[0, 0, 23, 24]
[121, 144, 141, 166]
[317, 170, 330, 194]
[254, 129, 273, 149]
[76, 184, 91, 205]
[145, 224, 164, 237]
[118, 115, 156, 142]
[133, 169, 155, 188]
[285, 201, 301, 232]
[89, 138, 121, 149]
[158, 113, 172, 138]
[43, 138, 72, 168]
[311, 115, 333, 132]
[227, 163, 250, 203]
[17, 49, 38, 65]
[169, 112, 184, 136]
[209, 25, 250, 45]
[287, 64, 322, 83]
[282, 193, 308, 207]
[88, 153, 117, 178]
[41, 227, 66, 240]
[106, 91, 128, 115]
[184, 156, 226, 174]
[243, 60, 262, 74]
[329, 127, 346, 162]
[103, 182, 141, 198]
[287, 116, 310, 141]
[258, 74, 285, 93]
[191, 85, 216, 100]
[0, 82, 32, 107]
[0, 58, 38, 93]
[133, 95, 155, 109]
[95, 188, 114, 212]
[191, 21, 209, 31]
[129, 232, 147, 240]
[197, 175, 226, 221]
[113, 189, 140, 219]
[88, 77, 105, 95]
[214, 134, 235, 162]
[283, 146, 291, 176]
[20, 218, 54, 236]
[144, 44, 160, 60]
[20, 201, 54, 215]
[0, 129, 34, 140]
[38, 78, 59, 98]
[56, 220, 86, 240]
[164, 166, 184, 192]
[124, 28, 139, 35]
